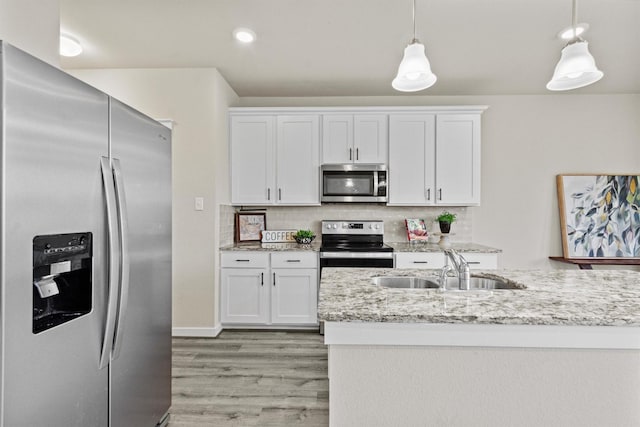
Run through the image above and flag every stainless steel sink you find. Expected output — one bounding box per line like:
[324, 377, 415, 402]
[372, 276, 440, 289]
[374, 276, 522, 290]
[427, 276, 521, 290]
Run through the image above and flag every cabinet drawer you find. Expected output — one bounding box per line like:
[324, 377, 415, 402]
[221, 252, 269, 268]
[457, 253, 498, 270]
[395, 252, 445, 269]
[271, 252, 318, 269]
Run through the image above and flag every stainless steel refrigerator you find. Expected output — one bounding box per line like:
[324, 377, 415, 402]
[0, 42, 172, 426]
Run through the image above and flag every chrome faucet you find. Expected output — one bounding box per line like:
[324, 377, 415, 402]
[442, 249, 471, 290]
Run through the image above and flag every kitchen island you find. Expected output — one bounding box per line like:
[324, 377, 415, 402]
[319, 268, 640, 427]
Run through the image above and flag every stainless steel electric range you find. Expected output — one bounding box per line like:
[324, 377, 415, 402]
[319, 220, 394, 269]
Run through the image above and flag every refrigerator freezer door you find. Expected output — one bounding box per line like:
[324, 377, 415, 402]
[1, 43, 110, 426]
[109, 98, 172, 427]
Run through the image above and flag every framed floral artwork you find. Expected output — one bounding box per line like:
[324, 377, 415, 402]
[234, 212, 266, 242]
[405, 218, 429, 241]
[557, 174, 640, 258]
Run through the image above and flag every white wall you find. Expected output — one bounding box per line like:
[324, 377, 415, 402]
[238, 95, 640, 269]
[329, 344, 640, 427]
[68, 68, 239, 334]
[0, 0, 59, 66]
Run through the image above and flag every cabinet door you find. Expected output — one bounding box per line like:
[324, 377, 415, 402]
[221, 268, 269, 324]
[271, 269, 318, 325]
[276, 115, 320, 205]
[435, 114, 481, 205]
[354, 114, 388, 163]
[322, 114, 353, 163]
[387, 114, 436, 205]
[230, 115, 274, 204]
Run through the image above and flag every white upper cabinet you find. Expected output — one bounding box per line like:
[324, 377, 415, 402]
[388, 114, 436, 205]
[230, 115, 274, 205]
[276, 115, 320, 204]
[388, 111, 482, 206]
[230, 107, 484, 207]
[322, 114, 388, 164]
[436, 114, 481, 205]
[230, 113, 320, 205]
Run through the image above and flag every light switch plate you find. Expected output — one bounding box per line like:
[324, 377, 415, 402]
[195, 197, 204, 211]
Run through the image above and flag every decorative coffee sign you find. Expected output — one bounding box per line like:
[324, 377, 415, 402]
[261, 230, 296, 243]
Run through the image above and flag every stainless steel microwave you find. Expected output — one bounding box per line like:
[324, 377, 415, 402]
[321, 164, 387, 203]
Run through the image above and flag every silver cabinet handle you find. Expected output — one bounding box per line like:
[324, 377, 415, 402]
[286, 259, 301, 263]
[273, 272, 276, 286]
[426, 188, 431, 201]
[467, 261, 481, 265]
[413, 261, 429, 264]
[349, 148, 353, 161]
[99, 157, 121, 370]
[261, 272, 264, 286]
[111, 158, 130, 361]
[267, 188, 271, 200]
[279, 188, 282, 201]
[356, 148, 359, 160]
[438, 188, 442, 200]
[235, 259, 250, 262]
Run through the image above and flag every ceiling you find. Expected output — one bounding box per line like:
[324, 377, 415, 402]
[60, 0, 640, 97]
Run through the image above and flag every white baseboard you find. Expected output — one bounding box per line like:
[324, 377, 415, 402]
[172, 325, 222, 338]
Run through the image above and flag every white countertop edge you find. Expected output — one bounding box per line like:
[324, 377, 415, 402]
[323, 321, 640, 350]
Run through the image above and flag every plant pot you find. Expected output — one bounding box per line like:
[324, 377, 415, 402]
[294, 236, 315, 245]
[439, 221, 451, 234]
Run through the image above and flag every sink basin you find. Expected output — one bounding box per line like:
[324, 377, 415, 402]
[373, 276, 522, 291]
[372, 276, 440, 289]
[426, 276, 521, 291]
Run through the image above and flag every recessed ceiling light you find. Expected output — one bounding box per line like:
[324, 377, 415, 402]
[60, 34, 83, 57]
[557, 23, 589, 40]
[233, 28, 256, 44]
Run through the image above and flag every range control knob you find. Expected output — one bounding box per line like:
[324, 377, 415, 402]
[374, 224, 380, 230]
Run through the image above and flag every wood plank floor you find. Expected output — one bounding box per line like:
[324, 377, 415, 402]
[168, 330, 329, 427]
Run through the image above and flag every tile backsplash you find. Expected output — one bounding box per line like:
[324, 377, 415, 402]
[220, 204, 470, 244]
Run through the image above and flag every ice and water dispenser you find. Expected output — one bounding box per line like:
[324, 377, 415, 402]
[32, 232, 92, 334]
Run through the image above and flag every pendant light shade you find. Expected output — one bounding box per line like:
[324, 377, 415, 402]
[392, 41, 437, 92]
[546, 40, 603, 91]
[547, 0, 603, 91]
[392, 0, 436, 92]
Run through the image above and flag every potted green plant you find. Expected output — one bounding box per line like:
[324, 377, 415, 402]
[293, 229, 316, 244]
[436, 211, 456, 234]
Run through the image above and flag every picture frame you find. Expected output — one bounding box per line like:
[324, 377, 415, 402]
[234, 212, 267, 243]
[405, 218, 429, 241]
[557, 174, 640, 259]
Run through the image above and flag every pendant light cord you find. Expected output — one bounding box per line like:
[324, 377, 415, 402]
[572, 0, 578, 39]
[412, 0, 418, 44]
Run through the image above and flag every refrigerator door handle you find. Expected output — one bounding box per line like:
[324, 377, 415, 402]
[111, 158, 130, 360]
[99, 157, 121, 369]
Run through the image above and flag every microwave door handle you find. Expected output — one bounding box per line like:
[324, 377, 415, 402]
[373, 171, 379, 197]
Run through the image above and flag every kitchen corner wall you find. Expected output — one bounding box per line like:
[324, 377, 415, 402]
[67, 67, 239, 335]
[220, 205, 471, 243]
[0, 0, 60, 66]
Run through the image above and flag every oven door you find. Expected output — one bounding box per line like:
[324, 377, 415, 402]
[320, 252, 394, 269]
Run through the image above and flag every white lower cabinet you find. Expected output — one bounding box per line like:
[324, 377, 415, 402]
[395, 252, 498, 270]
[221, 251, 318, 327]
[395, 252, 445, 269]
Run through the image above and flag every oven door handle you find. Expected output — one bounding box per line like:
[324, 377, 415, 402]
[320, 252, 394, 259]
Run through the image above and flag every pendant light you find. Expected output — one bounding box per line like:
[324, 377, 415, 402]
[547, 0, 603, 91]
[392, 0, 437, 92]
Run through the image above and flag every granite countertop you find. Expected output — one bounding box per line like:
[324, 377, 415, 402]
[388, 242, 501, 253]
[220, 241, 321, 252]
[318, 268, 640, 327]
[221, 241, 499, 253]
